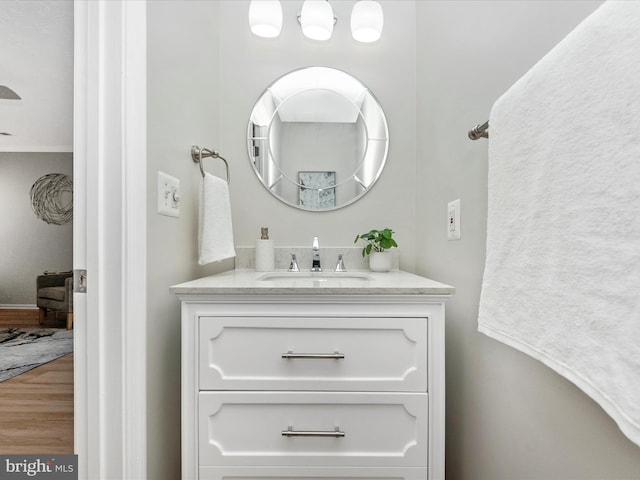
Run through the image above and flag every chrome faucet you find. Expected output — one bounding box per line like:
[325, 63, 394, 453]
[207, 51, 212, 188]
[288, 253, 300, 272]
[311, 236, 322, 272]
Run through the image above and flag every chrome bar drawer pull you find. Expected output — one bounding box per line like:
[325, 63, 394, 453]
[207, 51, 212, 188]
[281, 426, 345, 438]
[281, 351, 345, 360]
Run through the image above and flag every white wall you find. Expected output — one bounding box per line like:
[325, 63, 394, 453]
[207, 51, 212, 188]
[219, 0, 417, 268]
[146, 2, 226, 479]
[146, 3, 415, 477]
[0, 153, 73, 305]
[416, 1, 640, 478]
[0, 0, 73, 152]
[146, 1, 640, 478]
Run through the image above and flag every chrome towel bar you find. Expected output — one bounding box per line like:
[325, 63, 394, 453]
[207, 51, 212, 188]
[468, 121, 489, 140]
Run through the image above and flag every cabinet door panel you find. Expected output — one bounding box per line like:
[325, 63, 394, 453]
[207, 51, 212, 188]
[199, 317, 427, 392]
[199, 392, 428, 468]
[199, 466, 428, 479]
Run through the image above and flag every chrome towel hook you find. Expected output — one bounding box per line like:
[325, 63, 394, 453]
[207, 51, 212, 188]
[191, 145, 230, 184]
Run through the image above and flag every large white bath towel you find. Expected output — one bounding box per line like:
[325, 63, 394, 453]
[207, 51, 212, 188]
[198, 172, 236, 265]
[478, 1, 640, 446]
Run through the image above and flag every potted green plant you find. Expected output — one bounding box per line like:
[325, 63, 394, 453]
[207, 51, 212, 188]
[354, 228, 398, 272]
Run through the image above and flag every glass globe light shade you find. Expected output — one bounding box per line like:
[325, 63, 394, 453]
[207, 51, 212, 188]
[249, 0, 283, 38]
[351, 0, 383, 43]
[300, 0, 335, 41]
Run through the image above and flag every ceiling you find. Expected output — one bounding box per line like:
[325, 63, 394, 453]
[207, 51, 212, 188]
[0, 0, 73, 152]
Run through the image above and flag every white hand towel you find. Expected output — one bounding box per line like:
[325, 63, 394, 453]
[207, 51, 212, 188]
[478, 0, 640, 446]
[198, 172, 235, 265]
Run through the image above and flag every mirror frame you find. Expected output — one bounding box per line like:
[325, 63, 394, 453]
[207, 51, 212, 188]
[247, 67, 389, 211]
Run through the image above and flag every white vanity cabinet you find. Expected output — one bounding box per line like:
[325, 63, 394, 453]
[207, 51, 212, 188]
[172, 270, 453, 480]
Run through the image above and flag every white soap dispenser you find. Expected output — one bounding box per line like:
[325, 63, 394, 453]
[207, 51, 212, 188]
[255, 227, 275, 272]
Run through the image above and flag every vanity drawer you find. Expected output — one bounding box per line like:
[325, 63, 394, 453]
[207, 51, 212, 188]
[199, 466, 428, 479]
[198, 317, 427, 392]
[198, 392, 428, 468]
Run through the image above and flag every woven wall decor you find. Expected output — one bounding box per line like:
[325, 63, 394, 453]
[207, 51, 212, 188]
[30, 173, 73, 225]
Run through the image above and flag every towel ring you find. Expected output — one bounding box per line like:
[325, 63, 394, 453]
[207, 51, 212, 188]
[191, 145, 230, 184]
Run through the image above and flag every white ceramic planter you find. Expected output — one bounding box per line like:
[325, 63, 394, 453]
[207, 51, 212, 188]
[369, 251, 393, 272]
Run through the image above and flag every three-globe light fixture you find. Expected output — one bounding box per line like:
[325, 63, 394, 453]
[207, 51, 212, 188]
[248, 0, 384, 43]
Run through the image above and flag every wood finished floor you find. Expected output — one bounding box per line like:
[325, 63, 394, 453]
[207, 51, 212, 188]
[0, 308, 66, 329]
[0, 352, 74, 454]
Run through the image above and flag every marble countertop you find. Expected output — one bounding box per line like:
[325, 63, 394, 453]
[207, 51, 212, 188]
[170, 269, 455, 296]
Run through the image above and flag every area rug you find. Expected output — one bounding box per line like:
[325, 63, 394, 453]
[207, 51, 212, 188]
[0, 328, 73, 382]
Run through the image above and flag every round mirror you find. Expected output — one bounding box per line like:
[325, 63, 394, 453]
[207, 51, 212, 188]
[247, 67, 389, 211]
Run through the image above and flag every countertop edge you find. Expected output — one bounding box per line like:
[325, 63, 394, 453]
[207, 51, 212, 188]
[169, 269, 455, 296]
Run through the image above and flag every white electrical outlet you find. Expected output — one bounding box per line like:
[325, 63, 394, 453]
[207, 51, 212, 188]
[447, 199, 461, 240]
[157, 171, 180, 217]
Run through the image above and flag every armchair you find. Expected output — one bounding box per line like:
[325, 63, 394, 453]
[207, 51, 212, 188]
[36, 271, 73, 329]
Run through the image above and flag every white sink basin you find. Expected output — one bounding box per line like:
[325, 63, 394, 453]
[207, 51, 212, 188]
[257, 272, 373, 282]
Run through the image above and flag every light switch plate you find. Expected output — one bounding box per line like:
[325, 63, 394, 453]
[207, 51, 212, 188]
[447, 199, 461, 240]
[157, 171, 180, 217]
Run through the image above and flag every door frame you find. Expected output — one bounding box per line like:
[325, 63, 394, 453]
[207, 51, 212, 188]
[73, 1, 147, 478]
